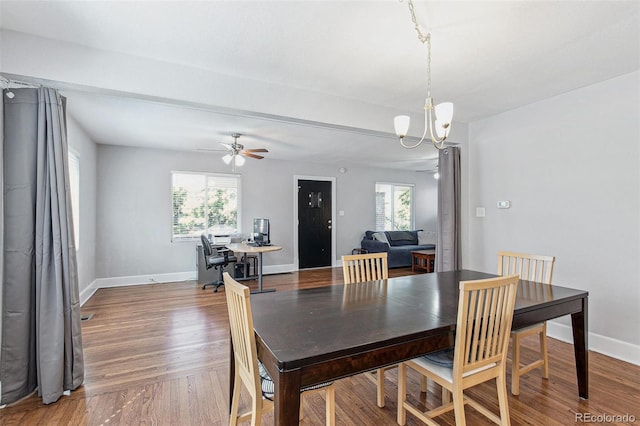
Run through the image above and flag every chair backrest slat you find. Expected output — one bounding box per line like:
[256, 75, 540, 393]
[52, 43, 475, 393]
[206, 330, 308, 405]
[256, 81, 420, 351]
[341, 252, 388, 284]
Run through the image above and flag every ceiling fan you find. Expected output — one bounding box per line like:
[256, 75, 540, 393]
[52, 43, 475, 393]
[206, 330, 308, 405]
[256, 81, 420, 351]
[199, 133, 268, 170]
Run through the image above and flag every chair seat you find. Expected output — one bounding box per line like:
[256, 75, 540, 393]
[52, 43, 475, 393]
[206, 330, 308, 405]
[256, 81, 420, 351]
[207, 255, 237, 265]
[511, 322, 544, 335]
[258, 362, 333, 401]
[411, 355, 497, 384]
[423, 348, 454, 367]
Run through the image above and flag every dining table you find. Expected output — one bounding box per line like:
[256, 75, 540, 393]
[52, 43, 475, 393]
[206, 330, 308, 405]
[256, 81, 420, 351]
[242, 269, 588, 425]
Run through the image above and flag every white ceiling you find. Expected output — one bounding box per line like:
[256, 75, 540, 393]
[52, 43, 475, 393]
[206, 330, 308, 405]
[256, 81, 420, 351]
[1, 1, 638, 171]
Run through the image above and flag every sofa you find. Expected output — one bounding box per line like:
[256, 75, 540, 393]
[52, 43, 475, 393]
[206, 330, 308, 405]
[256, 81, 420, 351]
[361, 230, 436, 268]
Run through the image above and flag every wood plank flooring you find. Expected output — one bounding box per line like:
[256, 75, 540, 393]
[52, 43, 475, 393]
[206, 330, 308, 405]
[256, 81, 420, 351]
[1, 267, 638, 425]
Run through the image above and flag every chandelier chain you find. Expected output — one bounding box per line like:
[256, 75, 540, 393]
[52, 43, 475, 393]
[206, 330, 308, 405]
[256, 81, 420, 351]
[407, 0, 432, 95]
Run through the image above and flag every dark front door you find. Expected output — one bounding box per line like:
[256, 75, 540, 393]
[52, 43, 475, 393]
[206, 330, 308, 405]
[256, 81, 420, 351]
[298, 180, 332, 269]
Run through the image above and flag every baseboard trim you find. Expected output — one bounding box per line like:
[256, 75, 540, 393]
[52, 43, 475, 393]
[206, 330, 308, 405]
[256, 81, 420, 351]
[547, 321, 640, 366]
[79, 280, 98, 306]
[95, 271, 197, 289]
[86, 265, 296, 298]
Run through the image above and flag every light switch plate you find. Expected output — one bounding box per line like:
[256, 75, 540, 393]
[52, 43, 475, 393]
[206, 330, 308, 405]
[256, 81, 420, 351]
[476, 207, 486, 217]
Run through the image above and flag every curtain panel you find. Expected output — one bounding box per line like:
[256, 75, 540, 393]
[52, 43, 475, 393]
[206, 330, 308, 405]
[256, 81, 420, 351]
[436, 147, 461, 272]
[1, 87, 84, 405]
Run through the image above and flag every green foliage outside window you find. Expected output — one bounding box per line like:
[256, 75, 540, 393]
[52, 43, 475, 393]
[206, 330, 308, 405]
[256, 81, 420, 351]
[172, 173, 240, 240]
[375, 183, 413, 231]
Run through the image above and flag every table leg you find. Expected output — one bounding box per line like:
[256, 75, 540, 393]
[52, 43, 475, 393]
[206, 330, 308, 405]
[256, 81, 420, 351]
[251, 252, 275, 294]
[274, 368, 301, 426]
[571, 296, 589, 399]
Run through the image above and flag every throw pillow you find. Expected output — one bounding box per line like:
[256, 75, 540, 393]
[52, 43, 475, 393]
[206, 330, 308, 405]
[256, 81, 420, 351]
[418, 230, 437, 245]
[372, 232, 390, 247]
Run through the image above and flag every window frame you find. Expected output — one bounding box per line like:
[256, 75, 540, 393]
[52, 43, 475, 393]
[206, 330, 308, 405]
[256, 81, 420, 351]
[171, 170, 242, 242]
[68, 149, 80, 249]
[374, 182, 415, 231]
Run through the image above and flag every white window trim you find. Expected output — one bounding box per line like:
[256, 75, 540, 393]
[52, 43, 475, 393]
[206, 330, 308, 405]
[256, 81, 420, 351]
[375, 182, 415, 231]
[68, 149, 80, 250]
[170, 170, 242, 242]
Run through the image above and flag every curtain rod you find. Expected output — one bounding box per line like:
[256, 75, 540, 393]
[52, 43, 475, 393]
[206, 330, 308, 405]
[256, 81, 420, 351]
[0, 74, 41, 89]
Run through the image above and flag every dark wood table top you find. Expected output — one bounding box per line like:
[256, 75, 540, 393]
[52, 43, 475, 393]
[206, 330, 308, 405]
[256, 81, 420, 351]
[250, 269, 588, 372]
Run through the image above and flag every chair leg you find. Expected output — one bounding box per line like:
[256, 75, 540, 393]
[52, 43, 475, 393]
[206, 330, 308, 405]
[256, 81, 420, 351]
[511, 334, 521, 396]
[229, 370, 241, 426]
[202, 265, 226, 291]
[250, 395, 261, 426]
[442, 387, 451, 403]
[496, 372, 512, 426]
[325, 385, 336, 426]
[377, 368, 385, 408]
[397, 363, 407, 426]
[540, 323, 549, 379]
[213, 265, 226, 292]
[451, 386, 466, 426]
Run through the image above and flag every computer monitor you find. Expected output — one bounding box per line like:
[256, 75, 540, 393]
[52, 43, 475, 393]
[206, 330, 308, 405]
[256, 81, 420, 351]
[253, 218, 270, 246]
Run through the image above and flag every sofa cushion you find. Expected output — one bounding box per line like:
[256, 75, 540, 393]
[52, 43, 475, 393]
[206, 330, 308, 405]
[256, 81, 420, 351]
[372, 232, 390, 246]
[418, 230, 437, 245]
[386, 230, 418, 246]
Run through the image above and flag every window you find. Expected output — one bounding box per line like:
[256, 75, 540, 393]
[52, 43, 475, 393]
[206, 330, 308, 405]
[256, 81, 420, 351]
[171, 171, 240, 241]
[375, 183, 414, 231]
[68, 150, 80, 249]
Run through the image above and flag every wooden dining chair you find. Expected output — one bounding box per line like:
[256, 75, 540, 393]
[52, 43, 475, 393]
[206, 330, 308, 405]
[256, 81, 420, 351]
[498, 251, 555, 396]
[342, 251, 389, 284]
[341, 252, 391, 408]
[223, 273, 336, 426]
[397, 274, 520, 426]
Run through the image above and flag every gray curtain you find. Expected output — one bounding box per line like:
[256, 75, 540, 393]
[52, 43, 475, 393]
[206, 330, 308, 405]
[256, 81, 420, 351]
[436, 147, 461, 272]
[1, 87, 84, 405]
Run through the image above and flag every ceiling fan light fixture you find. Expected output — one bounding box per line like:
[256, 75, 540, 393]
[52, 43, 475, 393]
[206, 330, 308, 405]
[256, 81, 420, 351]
[222, 154, 233, 165]
[234, 155, 245, 167]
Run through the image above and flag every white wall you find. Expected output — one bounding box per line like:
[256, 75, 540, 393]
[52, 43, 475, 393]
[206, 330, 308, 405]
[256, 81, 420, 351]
[96, 144, 438, 279]
[466, 71, 640, 363]
[67, 117, 97, 298]
[0, 30, 467, 145]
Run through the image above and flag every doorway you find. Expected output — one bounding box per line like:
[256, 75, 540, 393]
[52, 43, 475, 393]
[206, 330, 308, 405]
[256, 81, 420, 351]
[295, 177, 335, 269]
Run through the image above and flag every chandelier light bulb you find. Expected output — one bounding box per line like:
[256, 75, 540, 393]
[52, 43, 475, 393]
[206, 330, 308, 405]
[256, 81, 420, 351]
[394, 115, 411, 139]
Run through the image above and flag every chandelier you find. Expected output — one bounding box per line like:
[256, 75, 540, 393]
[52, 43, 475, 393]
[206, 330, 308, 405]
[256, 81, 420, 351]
[394, 0, 453, 150]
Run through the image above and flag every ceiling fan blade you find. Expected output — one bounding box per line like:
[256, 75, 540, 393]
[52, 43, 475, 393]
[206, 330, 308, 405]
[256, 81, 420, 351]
[240, 151, 264, 160]
[220, 142, 233, 150]
[245, 148, 268, 153]
[197, 148, 227, 152]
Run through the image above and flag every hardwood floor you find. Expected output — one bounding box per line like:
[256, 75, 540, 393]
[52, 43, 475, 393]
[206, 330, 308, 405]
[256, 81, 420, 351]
[1, 267, 638, 425]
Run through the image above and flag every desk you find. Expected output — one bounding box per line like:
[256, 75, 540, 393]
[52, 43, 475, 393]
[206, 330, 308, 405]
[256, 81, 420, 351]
[247, 269, 588, 425]
[226, 243, 282, 294]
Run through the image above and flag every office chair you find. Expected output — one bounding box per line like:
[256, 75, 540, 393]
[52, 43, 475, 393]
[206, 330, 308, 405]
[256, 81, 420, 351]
[200, 234, 236, 292]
